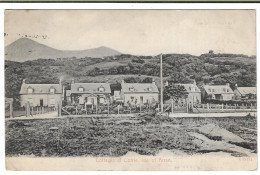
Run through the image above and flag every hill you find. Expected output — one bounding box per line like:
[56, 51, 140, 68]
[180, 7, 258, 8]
[5, 38, 122, 62]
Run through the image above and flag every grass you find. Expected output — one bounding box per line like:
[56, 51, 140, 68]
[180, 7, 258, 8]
[5, 116, 257, 157]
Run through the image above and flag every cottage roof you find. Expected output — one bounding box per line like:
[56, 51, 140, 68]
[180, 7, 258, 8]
[71, 83, 111, 94]
[175, 83, 201, 93]
[19, 83, 62, 94]
[203, 84, 234, 94]
[122, 83, 159, 93]
[236, 87, 256, 95]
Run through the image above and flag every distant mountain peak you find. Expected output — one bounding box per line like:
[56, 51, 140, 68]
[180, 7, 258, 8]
[5, 38, 122, 62]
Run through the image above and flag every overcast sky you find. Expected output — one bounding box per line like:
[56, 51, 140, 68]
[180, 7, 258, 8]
[5, 10, 256, 56]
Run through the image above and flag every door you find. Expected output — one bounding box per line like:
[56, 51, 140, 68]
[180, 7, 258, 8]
[40, 99, 43, 106]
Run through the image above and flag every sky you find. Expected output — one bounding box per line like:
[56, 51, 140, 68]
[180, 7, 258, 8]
[4, 10, 256, 56]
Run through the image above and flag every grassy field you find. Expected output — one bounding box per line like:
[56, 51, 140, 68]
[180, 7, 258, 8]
[5, 115, 257, 157]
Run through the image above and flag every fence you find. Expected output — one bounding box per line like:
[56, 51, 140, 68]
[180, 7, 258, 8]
[5, 103, 57, 118]
[193, 103, 257, 113]
[61, 103, 159, 116]
[59, 100, 257, 116]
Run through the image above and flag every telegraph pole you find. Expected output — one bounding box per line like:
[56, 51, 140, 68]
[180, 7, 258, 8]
[160, 53, 163, 113]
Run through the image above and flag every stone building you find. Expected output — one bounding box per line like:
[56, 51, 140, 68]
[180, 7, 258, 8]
[19, 79, 63, 107]
[120, 80, 159, 105]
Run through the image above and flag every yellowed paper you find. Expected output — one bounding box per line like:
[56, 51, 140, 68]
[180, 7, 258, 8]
[5, 10, 257, 171]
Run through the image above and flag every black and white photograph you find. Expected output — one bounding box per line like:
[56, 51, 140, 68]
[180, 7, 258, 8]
[4, 9, 257, 171]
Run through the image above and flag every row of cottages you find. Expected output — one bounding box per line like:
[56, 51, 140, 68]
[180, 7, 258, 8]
[19, 79, 63, 107]
[19, 79, 202, 107]
[19, 79, 256, 108]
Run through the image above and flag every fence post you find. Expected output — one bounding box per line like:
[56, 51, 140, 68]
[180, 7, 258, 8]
[58, 101, 61, 117]
[118, 105, 120, 114]
[108, 101, 110, 115]
[9, 101, 13, 118]
[207, 103, 209, 111]
[85, 103, 87, 115]
[31, 106, 34, 115]
[171, 98, 174, 114]
[26, 102, 30, 117]
[221, 104, 224, 112]
[191, 100, 194, 113]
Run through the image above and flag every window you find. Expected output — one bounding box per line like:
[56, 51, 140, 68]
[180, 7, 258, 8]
[79, 87, 84, 92]
[212, 89, 215, 92]
[131, 96, 134, 102]
[147, 87, 153, 91]
[50, 88, 55, 94]
[99, 87, 104, 92]
[100, 97, 105, 104]
[28, 88, 33, 94]
[227, 89, 229, 92]
[223, 88, 226, 92]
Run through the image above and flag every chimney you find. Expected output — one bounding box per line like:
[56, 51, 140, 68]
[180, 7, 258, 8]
[235, 84, 238, 88]
[226, 83, 230, 87]
[71, 79, 75, 84]
[22, 79, 26, 84]
[59, 78, 62, 85]
[121, 79, 125, 85]
[152, 78, 156, 85]
[193, 80, 196, 85]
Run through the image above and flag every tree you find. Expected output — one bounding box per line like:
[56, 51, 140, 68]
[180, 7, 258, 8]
[163, 84, 188, 113]
[163, 84, 188, 103]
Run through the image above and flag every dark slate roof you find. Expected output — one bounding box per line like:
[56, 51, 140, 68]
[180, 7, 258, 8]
[236, 87, 256, 95]
[122, 83, 159, 93]
[203, 84, 234, 94]
[175, 83, 201, 93]
[70, 83, 111, 94]
[19, 83, 62, 94]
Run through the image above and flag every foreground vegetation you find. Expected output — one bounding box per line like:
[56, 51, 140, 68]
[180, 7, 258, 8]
[6, 115, 257, 157]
